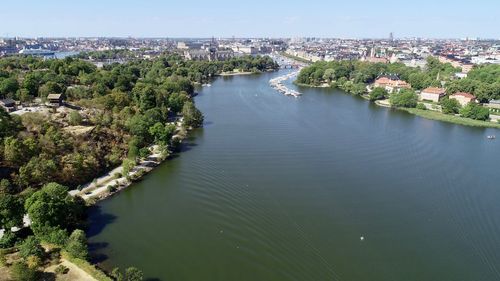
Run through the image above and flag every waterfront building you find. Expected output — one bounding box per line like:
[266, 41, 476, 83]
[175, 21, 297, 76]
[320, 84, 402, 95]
[450, 92, 476, 106]
[373, 74, 411, 93]
[0, 98, 16, 112]
[420, 87, 446, 102]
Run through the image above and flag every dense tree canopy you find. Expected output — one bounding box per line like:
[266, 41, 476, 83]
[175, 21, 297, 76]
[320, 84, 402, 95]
[441, 98, 461, 114]
[460, 102, 490, 120]
[389, 89, 418, 108]
[0, 53, 277, 192]
[297, 57, 458, 90]
[24, 183, 85, 236]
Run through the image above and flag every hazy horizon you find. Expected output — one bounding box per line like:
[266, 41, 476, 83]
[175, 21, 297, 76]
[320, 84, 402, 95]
[1, 0, 499, 39]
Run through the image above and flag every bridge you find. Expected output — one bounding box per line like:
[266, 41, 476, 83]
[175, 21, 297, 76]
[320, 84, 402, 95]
[279, 64, 302, 69]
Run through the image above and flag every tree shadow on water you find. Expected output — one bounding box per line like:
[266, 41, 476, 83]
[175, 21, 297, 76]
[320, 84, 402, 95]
[86, 205, 117, 238]
[168, 141, 198, 159]
[87, 242, 110, 263]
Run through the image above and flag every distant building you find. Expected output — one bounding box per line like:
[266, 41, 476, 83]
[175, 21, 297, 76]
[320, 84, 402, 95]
[450, 92, 476, 106]
[488, 100, 500, 109]
[364, 56, 389, 64]
[0, 98, 16, 112]
[232, 46, 257, 54]
[47, 94, 63, 107]
[454, 72, 468, 79]
[461, 64, 474, 73]
[373, 74, 411, 93]
[184, 49, 234, 61]
[184, 49, 210, 60]
[420, 87, 446, 102]
[212, 50, 234, 61]
[177, 42, 203, 50]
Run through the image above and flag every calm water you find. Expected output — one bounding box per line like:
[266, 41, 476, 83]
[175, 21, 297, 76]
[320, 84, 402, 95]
[88, 70, 500, 281]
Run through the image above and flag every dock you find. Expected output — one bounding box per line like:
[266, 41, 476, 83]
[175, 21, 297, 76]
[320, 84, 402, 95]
[269, 71, 302, 98]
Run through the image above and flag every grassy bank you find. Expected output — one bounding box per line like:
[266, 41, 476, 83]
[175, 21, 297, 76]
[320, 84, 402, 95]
[280, 52, 312, 64]
[295, 81, 500, 129]
[294, 82, 329, 88]
[219, 71, 256, 76]
[61, 251, 113, 281]
[400, 108, 500, 129]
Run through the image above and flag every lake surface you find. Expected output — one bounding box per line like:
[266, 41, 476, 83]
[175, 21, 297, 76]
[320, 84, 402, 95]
[88, 70, 500, 281]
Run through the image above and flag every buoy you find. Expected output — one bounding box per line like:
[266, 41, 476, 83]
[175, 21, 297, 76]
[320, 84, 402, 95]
[360, 236, 365, 241]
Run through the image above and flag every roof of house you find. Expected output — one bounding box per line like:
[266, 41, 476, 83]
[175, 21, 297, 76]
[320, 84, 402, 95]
[376, 73, 400, 81]
[451, 92, 475, 99]
[0, 98, 15, 105]
[374, 77, 411, 88]
[422, 87, 446, 95]
[47, 94, 62, 100]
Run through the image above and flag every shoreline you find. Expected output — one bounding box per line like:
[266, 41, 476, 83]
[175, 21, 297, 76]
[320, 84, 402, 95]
[297, 83, 500, 129]
[77, 69, 281, 205]
[218, 71, 256, 76]
[269, 70, 302, 97]
[72, 121, 188, 205]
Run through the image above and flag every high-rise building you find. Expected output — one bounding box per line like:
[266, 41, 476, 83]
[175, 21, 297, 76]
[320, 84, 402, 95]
[389, 32, 394, 41]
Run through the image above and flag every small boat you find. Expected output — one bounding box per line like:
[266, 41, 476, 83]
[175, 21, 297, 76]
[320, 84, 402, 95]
[487, 135, 496, 139]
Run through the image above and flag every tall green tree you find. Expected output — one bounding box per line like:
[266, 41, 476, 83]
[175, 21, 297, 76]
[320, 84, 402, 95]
[0, 194, 24, 229]
[24, 183, 86, 236]
[440, 98, 461, 114]
[182, 101, 204, 128]
[65, 229, 88, 260]
[389, 89, 418, 108]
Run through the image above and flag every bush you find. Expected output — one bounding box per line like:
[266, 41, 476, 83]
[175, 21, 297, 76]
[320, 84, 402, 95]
[18, 236, 44, 260]
[416, 103, 427, 110]
[107, 185, 117, 193]
[441, 98, 461, 114]
[139, 147, 150, 158]
[112, 266, 144, 281]
[0, 250, 7, 266]
[125, 267, 144, 281]
[68, 111, 83, 125]
[0, 230, 18, 248]
[65, 229, 88, 260]
[369, 87, 387, 101]
[55, 264, 69, 275]
[460, 102, 490, 120]
[11, 261, 39, 281]
[26, 255, 41, 269]
[44, 228, 68, 246]
[389, 89, 418, 108]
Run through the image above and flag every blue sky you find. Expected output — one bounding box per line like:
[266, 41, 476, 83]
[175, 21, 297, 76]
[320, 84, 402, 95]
[0, 0, 498, 38]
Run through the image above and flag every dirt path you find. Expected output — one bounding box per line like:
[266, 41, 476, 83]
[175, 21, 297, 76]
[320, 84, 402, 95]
[45, 259, 97, 281]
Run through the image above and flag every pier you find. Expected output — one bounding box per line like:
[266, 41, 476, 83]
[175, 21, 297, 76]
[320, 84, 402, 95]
[269, 71, 302, 98]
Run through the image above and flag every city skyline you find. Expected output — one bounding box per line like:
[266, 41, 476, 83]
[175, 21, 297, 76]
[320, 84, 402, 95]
[1, 0, 499, 39]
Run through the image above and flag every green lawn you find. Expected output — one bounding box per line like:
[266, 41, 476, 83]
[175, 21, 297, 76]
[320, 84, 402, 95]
[400, 108, 500, 129]
[279, 52, 312, 64]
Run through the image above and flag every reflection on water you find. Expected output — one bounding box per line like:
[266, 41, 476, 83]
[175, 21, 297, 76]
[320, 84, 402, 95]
[88, 70, 500, 281]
